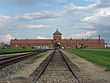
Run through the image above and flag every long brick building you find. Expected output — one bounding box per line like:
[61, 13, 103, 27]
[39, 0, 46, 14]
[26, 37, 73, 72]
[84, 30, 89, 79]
[10, 30, 105, 49]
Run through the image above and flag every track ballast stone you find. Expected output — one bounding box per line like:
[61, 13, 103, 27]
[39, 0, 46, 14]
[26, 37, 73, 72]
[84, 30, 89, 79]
[36, 50, 79, 83]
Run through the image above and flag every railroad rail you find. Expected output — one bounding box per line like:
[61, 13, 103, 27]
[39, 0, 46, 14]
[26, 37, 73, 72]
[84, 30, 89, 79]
[0, 50, 48, 69]
[31, 49, 82, 83]
[0, 50, 39, 55]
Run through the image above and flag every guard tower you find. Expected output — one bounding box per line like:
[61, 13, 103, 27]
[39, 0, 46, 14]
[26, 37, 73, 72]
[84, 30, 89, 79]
[53, 29, 62, 41]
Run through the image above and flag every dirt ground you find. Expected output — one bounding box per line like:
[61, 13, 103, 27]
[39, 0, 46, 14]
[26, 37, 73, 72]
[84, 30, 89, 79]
[10, 50, 52, 78]
[62, 50, 110, 83]
[0, 50, 53, 83]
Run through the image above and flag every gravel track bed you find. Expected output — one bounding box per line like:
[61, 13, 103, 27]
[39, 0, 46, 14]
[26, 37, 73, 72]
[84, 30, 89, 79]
[61, 50, 110, 83]
[0, 52, 31, 59]
[36, 50, 78, 83]
[0, 50, 52, 83]
[0, 57, 29, 83]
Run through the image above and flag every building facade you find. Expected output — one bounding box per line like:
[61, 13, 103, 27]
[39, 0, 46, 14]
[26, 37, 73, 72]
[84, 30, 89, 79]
[10, 30, 105, 49]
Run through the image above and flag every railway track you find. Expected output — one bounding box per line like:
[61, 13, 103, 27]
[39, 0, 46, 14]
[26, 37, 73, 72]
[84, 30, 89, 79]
[31, 49, 82, 83]
[0, 50, 39, 55]
[0, 50, 47, 69]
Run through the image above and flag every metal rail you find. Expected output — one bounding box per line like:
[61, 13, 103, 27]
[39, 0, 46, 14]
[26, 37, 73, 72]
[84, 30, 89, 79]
[59, 50, 82, 83]
[0, 50, 40, 55]
[0, 50, 47, 69]
[0, 50, 45, 61]
[31, 50, 56, 83]
[32, 49, 82, 83]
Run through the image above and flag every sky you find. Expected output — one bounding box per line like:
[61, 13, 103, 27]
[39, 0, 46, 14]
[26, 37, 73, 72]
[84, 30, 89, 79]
[0, 0, 110, 44]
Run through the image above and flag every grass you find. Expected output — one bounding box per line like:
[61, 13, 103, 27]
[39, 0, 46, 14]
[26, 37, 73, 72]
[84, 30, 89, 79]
[27, 54, 45, 64]
[65, 49, 110, 71]
[82, 48, 110, 50]
[0, 48, 46, 53]
[100, 48, 110, 50]
[92, 48, 110, 50]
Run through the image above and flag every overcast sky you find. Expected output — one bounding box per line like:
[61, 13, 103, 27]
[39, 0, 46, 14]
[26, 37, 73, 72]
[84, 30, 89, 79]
[0, 0, 110, 43]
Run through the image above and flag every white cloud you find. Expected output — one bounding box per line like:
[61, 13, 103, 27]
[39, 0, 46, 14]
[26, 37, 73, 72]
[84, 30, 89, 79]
[0, 15, 14, 29]
[25, 24, 52, 29]
[0, 14, 53, 29]
[36, 36, 47, 39]
[63, 1, 98, 15]
[85, 0, 97, 1]
[2, 0, 59, 5]
[70, 31, 97, 38]
[66, 4, 95, 10]
[0, 16, 12, 23]
[96, 0, 110, 8]
[0, 0, 110, 43]
[0, 16, 11, 20]
[83, 7, 110, 22]
[10, 0, 36, 4]
[0, 34, 15, 43]
[16, 10, 60, 20]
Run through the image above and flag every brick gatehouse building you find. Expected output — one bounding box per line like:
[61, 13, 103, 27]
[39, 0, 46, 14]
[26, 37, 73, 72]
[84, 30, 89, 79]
[10, 30, 105, 49]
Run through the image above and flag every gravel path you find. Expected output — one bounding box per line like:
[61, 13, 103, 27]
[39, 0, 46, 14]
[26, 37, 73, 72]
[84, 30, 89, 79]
[0, 50, 52, 83]
[36, 50, 78, 83]
[62, 50, 110, 83]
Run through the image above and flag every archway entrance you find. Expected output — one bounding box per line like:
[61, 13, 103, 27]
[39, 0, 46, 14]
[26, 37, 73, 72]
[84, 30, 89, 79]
[76, 44, 84, 48]
[54, 42, 61, 49]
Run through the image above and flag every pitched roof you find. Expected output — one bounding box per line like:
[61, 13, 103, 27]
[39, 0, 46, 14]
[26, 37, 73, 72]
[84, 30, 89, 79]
[60, 39, 105, 44]
[53, 29, 62, 35]
[10, 39, 105, 44]
[10, 39, 53, 44]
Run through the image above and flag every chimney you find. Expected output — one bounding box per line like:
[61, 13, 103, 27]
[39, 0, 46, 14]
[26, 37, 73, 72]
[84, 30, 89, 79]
[82, 38, 84, 41]
[99, 35, 100, 40]
[98, 35, 101, 47]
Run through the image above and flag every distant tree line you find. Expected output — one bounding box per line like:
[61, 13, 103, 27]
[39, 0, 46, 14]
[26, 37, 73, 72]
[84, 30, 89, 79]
[0, 42, 10, 49]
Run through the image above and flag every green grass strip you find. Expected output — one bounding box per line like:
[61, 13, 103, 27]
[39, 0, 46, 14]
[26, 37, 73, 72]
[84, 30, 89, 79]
[65, 49, 110, 71]
[27, 54, 45, 64]
[0, 48, 46, 53]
